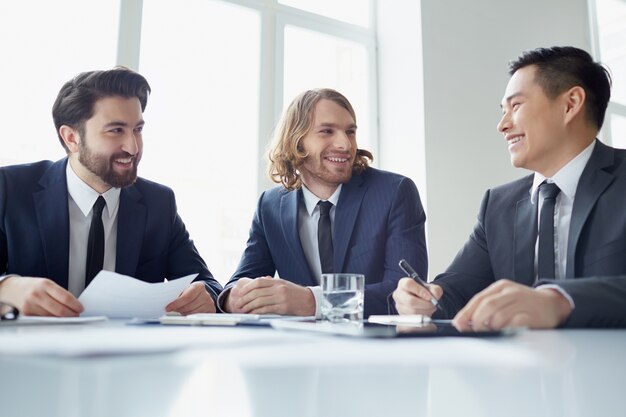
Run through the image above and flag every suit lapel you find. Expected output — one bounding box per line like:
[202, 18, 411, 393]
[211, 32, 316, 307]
[280, 190, 315, 284]
[566, 140, 614, 277]
[334, 172, 367, 273]
[33, 159, 70, 288]
[514, 195, 537, 286]
[115, 185, 147, 277]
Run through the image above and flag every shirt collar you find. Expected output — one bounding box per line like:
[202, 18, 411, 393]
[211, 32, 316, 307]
[301, 184, 342, 216]
[530, 140, 595, 204]
[66, 160, 121, 218]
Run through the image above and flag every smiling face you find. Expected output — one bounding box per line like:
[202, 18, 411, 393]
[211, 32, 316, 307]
[298, 99, 358, 199]
[497, 65, 574, 177]
[63, 96, 144, 193]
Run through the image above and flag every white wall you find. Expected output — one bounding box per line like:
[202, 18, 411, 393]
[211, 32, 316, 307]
[378, 0, 592, 279]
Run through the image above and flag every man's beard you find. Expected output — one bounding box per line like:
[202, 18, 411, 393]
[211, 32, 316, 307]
[78, 141, 139, 189]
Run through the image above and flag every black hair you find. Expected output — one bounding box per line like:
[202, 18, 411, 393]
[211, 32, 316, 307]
[509, 46, 611, 130]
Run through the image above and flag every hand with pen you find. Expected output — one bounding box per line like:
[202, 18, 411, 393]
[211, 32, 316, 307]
[392, 259, 443, 317]
[392, 260, 572, 330]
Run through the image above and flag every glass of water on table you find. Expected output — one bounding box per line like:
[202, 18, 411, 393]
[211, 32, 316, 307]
[320, 273, 364, 323]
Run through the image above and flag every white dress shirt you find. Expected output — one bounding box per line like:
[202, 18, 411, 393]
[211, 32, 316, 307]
[66, 162, 120, 297]
[531, 140, 595, 307]
[299, 184, 342, 318]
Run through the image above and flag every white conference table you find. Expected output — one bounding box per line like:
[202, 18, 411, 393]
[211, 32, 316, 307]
[0, 320, 624, 417]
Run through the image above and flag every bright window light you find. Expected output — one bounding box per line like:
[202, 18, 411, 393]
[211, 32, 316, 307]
[0, 1, 119, 167]
[596, 0, 626, 106]
[283, 25, 372, 152]
[279, 0, 370, 27]
[0, 0, 377, 287]
[139, 0, 260, 284]
[610, 114, 626, 149]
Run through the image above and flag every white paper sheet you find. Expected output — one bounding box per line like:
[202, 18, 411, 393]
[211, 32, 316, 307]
[368, 314, 433, 325]
[158, 313, 315, 326]
[78, 271, 197, 319]
[16, 316, 108, 324]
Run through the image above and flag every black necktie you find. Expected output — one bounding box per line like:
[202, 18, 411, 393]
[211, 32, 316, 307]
[317, 201, 334, 274]
[85, 196, 106, 286]
[537, 182, 561, 279]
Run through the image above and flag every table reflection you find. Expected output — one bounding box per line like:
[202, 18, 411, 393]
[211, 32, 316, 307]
[0, 329, 624, 417]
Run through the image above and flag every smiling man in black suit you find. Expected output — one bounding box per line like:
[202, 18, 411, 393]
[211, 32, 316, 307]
[394, 46, 626, 329]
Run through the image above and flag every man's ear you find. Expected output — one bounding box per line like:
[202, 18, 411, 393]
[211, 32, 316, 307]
[563, 86, 586, 125]
[59, 125, 80, 153]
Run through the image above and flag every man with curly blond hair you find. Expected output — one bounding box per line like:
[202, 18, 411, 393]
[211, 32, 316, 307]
[219, 89, 427, 318]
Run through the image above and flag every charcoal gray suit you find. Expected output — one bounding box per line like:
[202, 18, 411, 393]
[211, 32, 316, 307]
[433, 140, 626, 327]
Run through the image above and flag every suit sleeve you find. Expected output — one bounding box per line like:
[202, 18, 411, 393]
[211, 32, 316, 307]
[166, 192, 223, 301]
[367, 177, 428, 316]
[432, 190, 497, 319]
[536, 276, 626, 327]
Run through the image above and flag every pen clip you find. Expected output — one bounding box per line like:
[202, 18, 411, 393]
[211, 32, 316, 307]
[398, 259, 442, 311]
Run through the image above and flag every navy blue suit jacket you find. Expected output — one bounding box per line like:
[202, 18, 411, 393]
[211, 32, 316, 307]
[0, 159, 222, 299]
[227, 168, 428, 317]
[433, 140, 626, 327]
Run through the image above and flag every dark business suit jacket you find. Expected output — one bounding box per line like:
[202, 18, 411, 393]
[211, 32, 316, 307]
[434, 140, 626, 327]
[0, 159, 222, 299]
[226, 167, 428, 317]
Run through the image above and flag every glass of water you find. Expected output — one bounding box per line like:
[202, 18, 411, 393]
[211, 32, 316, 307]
[320, 273, 364, 323]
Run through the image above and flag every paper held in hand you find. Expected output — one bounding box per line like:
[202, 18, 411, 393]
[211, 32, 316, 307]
[78, 271, 197, 319]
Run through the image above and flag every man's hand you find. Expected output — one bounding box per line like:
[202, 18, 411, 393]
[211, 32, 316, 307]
[453, 279, 572, 331]
[223, 278, 254, 313]
[225, 277, 315, 316]
[0, 276, 83, 317]
[392, 278, 443, 316]
[166, 281, 216, 315]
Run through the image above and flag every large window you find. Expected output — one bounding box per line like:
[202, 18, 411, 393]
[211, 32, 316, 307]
[0, 0, 378, 284]
[0, 1, 119, 166]
[283, 25, 373, 151]
[593, 0, 626, 149]
[278, 0, 371, 27]
[138, 0, 261, 283]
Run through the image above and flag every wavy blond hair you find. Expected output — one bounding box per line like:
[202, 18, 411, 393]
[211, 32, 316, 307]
[268, 88, 373, 190]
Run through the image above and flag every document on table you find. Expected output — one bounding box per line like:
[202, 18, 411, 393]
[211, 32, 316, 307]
[17, 316, 107, 324]
[78, 271, 197, 319]
[159, 313, 315, 326]
[0, 316, 108, 326]
[368, 315, 443, 325]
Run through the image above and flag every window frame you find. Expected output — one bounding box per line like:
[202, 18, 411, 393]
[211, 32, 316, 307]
[589, 0, 626, 146]
[117, 0, 379, 193]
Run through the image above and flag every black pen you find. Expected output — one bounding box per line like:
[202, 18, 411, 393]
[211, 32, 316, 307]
[398, 259, 442, 311]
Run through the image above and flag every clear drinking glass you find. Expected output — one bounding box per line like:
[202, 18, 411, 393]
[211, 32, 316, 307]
[320, 274, 364, 323]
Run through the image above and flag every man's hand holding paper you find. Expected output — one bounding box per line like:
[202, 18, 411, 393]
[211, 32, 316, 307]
[79, 271, 199, 319]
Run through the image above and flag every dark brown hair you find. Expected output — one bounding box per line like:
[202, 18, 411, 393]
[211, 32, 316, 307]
[52, 67, 151, 152]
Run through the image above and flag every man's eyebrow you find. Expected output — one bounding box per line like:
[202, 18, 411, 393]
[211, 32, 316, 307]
[103, 120, 145, 128]
[500, 92, 523, 108]
[103, 121, 129, 128]
[316, 122, 358, 129]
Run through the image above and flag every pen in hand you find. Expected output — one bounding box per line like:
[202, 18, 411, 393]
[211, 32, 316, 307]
[398, 259, 442, 311]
